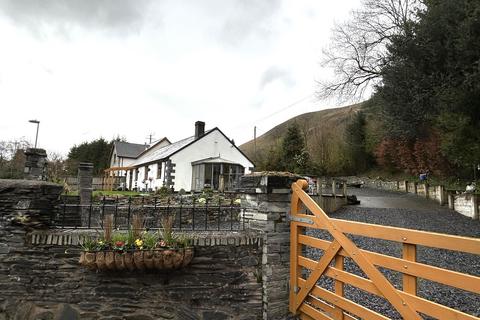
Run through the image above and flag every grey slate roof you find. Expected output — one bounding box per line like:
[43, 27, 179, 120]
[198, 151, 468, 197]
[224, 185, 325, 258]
[131, 136, 195, 166]
[114, 141, 148, 158]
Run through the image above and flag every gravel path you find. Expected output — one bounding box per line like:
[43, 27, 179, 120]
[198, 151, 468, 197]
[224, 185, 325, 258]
[306, 187, 480, 319]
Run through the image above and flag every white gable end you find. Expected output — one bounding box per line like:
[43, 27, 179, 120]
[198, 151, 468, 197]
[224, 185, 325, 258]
[170, 129, 253, 191]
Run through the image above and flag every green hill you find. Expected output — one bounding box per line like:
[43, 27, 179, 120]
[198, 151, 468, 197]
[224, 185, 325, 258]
[240, 103, 362, 174]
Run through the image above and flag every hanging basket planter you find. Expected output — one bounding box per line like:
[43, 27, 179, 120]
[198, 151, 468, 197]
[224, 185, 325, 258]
[79, 247, 194, 271]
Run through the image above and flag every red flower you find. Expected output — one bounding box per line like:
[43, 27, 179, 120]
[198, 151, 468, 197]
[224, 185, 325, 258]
[115, 241, 124, 247]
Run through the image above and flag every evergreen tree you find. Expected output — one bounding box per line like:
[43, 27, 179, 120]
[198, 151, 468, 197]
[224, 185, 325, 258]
[281, 123, 309, 173]
[345, 111, 370, 173]
[66, 138, 113, 175]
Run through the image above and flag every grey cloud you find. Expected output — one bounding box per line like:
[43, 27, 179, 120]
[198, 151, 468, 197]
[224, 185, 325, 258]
[0, 0, 154, 35]
[259, 66, 295, 89]
[218, 0, 283, 46]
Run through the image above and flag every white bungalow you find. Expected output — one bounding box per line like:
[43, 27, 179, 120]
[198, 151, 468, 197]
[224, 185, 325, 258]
[106, 122, 254, 192]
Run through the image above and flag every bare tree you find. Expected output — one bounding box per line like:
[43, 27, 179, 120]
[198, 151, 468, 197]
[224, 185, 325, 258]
[0, 138, 31, 178]
[47, 152, 67, 183]
[318, 0, 422, 101]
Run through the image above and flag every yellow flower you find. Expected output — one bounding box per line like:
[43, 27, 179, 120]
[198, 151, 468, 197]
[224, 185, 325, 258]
[98, 240, 104, 245]
[135, 239, 143, 247]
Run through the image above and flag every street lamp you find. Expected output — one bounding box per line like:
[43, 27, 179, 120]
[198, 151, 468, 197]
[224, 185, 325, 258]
[28, 119, 40, 148]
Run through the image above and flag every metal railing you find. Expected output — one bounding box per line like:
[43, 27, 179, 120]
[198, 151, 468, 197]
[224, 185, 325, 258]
[55, 196, 245, 231]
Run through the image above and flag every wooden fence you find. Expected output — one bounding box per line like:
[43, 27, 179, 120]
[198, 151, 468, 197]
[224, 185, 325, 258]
[289, 179, 480, 320]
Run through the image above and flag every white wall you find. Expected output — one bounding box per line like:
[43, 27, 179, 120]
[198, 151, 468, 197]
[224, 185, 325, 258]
[127, 162, 165, 191]
[170, 129, 253, 191]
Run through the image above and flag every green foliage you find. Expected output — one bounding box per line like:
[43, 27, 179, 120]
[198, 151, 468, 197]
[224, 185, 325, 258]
[372, 0, 480, 176]
[344, 111, 372, 174]
[155, 186, 171, 198]
[80, 237, 97, 252]
[200, 188, 214, 199]
[281, 122, 311, 173]
[142, 232, 158, 250]
[281, 122, 304, 170]
[176, 233, 193, 248]
[159, 214, 176, 246]
[66, 138, 113, 175]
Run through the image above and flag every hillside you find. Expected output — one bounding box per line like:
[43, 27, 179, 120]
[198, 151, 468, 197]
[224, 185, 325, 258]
[240, 103, 362, 173]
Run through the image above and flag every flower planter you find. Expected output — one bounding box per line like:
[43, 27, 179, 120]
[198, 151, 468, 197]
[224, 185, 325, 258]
[79, 248, 194, 271]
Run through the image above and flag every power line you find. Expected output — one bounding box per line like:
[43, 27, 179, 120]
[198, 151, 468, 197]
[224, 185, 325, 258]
[231, 94, 314, 131]
[254, 94, 313, 124]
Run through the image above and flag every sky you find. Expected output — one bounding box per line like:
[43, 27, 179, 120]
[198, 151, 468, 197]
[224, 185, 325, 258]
[0, 0, 363, 156]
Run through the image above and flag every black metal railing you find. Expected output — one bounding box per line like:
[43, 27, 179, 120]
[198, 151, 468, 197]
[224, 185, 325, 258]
[54, 195, 245, 231]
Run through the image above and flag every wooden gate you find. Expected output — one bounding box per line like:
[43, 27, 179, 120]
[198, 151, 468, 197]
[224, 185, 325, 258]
[289, 179, 480, 320]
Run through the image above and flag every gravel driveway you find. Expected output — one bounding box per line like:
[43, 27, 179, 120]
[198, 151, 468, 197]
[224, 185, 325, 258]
[306, 187, 480, 319]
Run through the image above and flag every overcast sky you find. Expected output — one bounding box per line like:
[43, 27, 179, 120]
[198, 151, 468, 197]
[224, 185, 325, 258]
[0, 0, 362, 156]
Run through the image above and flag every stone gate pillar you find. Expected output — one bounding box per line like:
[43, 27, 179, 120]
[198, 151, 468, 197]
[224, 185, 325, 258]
[24, 148, 47, 180]
[78, 162, 93, 226]
[240, 173, 299, 320]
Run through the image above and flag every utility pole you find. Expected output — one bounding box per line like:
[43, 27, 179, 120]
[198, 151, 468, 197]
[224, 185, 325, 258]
[254, 126, 257, 166]
[146, 133, 154, 145]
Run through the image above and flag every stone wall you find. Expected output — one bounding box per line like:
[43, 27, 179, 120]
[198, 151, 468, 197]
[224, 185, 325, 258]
[1, 230, 263, 320]
[342, 176, 478, 220]
[0, 179, 63, 228]
[0, 180, 265, 320]
[451, 194, 479, 220]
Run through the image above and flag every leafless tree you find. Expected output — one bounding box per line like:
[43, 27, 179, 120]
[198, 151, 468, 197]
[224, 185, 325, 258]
[47, 152, 67, 183]
[318, 0, 423, 101]
[0, 138, 30, 178]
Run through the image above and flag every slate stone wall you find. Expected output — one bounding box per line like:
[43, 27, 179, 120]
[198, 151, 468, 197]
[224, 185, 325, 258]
[0, 231, 263, 320]
[0, 180, 265, 320]
[240, 175, 294, 320]
[23, 148, 48, 181]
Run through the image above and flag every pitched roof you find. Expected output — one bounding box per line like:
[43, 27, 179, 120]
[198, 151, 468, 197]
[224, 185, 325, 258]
[136, 137, 171, 158]
[114, 141, 148, 158]
[130, 127, 254, 167]
[131, 136, 196, 166]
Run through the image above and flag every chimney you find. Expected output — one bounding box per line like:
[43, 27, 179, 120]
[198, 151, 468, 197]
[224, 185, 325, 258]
[195, 121, 205, 139]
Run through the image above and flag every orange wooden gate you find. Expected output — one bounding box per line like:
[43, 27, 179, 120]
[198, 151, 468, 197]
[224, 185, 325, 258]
[289, 179, 480, 320]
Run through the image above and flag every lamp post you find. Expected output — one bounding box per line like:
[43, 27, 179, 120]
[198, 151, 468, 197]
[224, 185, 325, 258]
[28, 119, 40, 148]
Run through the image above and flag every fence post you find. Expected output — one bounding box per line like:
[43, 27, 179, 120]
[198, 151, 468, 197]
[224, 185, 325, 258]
[448, 192, 455, 210]
[413, 182, 418, 194]
[23, 148, 48, 180]
[404, 181, 409, 193]
[78, 162, 93, 227]
[472, 194, 479, 220]
[334, 255, 345, 320]
[439, 185, 446, 205]
[424, 183, 429, 199]
[239, 174, 293, 320]
[402, 243, 417, 295]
